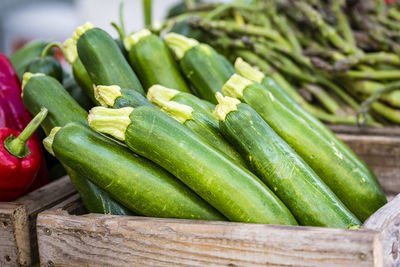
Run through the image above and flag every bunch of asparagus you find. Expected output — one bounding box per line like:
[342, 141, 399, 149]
[157, 0, 400, 126]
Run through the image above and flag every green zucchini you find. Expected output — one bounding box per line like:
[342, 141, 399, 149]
[214, 93, 360, 228]
[25, 56, 63, 82]
[73, 22, 144, 95]
[64, 38, 98, 105]
[88, 106, 297, 225]
[10, 40, 48, 79]
[165, 33, 235, 103]
[235, 58, 369, 171]
[94, 85, 152, 108]
[63, 72, 93, 111]
[44, 123, 225, 220]
[147, 85, 217, 124]
[222, 74, 387, 221]
[124, 29, 190, 93]
[21, 73, 133, 215]
[157, 100, 247, 167]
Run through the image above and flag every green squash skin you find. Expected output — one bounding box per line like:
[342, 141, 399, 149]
[10, 40, 47, 79]
[171, 93, 217, 124]
[128, 34, 191, 93]
[220, 103, 361, 227]
[25, 56, 63, 83]
[22, 75, 133, 215]
[77, 28, 144, 95]
[180, 44, 235, 104]
[124, 106, 297, 225]
[53, 123, 225, 220]
[260, 77, 369, 172]
[113, 88, 153, 109]
[63, 72, 93, 111]
[72, 58, 99, 105]
[184, 112, 247, 168]
[240, 83, 387, 221]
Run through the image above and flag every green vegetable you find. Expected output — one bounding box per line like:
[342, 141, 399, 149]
[165, 33, 234, 103]
[147, 85, 217, 124]
[124, 29, 190, 93]
[63, 72, 93, 111]
[25, 56, 63, 82]
[63, 38, 98, 105]
[94, 85, 152, 108]
[156, 99, 247, 167]
[44, 123, 225, 220]
[88, 106, 297, 225]
[214, 93, 360, 228]
[21, 73, 132, 215]
[10, 40, 47, 79]
[73, 22, 144, 95]
[222, 74, 387, 221]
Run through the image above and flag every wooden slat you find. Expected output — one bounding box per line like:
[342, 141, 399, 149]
[338, 134, 400, 195]
[329, 124, 400, 136]
[37, 211, 381, 267]
[363, 194, 400, 267]
[0, 176, 76, 266]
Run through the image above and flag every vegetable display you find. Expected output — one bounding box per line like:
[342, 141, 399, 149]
[161, 0, 400, 126]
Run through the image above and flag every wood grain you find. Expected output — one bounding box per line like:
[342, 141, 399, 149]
[0, 176, 76, 266]
[329, 124, 400, 136]
[338, 134, 400, 196]
[37, 211, 381, 267]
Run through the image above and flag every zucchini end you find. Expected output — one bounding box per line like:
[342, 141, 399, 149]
[213, 92, 241, 121]
[164, 33, 199, 60]
[94, 85, 122, 107]
[22, 72, 45, 93]
[63, 38, 78, 64]
[72, 22, 94, 42]
[234, 57, 264, 83]
[88, 106, 133, 141]
[43, 127, 61, 156]
[123, 29, 152, 51]
[147, 85, 179, 107]
[221, 74, 252, 99]
[161, 101, 194, 124]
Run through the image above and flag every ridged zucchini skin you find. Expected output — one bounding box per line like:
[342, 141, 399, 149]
[124, 106, 297, 224]
[183, 112, 247, 167]
[180, 44, 235, 103]
[260, 77, 368, 171]
[72, 57, 99, 105]
[77, 28, 144, 95]
[171, 93, 217, 124]
[128, 34, 190, 93]
[25, 56, 63, 82]
[113, 88, 153, 109]
[63, 72, 93, 111]
[53, 123, 225, 220]
[239, 83, 387, 221]
[22, 75, 132, 215]
[220, 103, 360, 227]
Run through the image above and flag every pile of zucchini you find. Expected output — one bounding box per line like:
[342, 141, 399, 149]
[18, 22, 387, 228]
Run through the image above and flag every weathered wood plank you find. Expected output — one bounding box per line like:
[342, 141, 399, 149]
[363, 194, 400, 267]
[329, 125, 400, 136]
[0, 176, 76, 266]
[338, 134, 400, 195]
[37, 211, 380, 267]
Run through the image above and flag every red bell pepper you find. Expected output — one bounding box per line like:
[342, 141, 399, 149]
[0, 52, 49, 191]
[1, 108, 48, 201]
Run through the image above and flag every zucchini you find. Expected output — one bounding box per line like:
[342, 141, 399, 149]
[124, 29, 190, 93]
[63, 72, 93, 111]
[147, 85, 217, 124]
[44, 123, 224, 220]
[73, 22, 144, 95]
[64, 38, 98, 105]
[10, 40, 47, 79]
[25, 56, 63, 82]
[88, 106, 297, 225]
[222, 74, 387, 221]
[94, 85, 152, 108]
[165, 33, 235, 103]
[214, 93, 360, 228]
[157, 99, 247, 167]
[21, 73, 132, 215]
[235, 58, 369, 171]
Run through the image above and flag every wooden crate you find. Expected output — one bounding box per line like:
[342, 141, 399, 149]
[36, 134, 400, 267]
[328, 124, 400, 137]
[0, 176, 76, 267]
